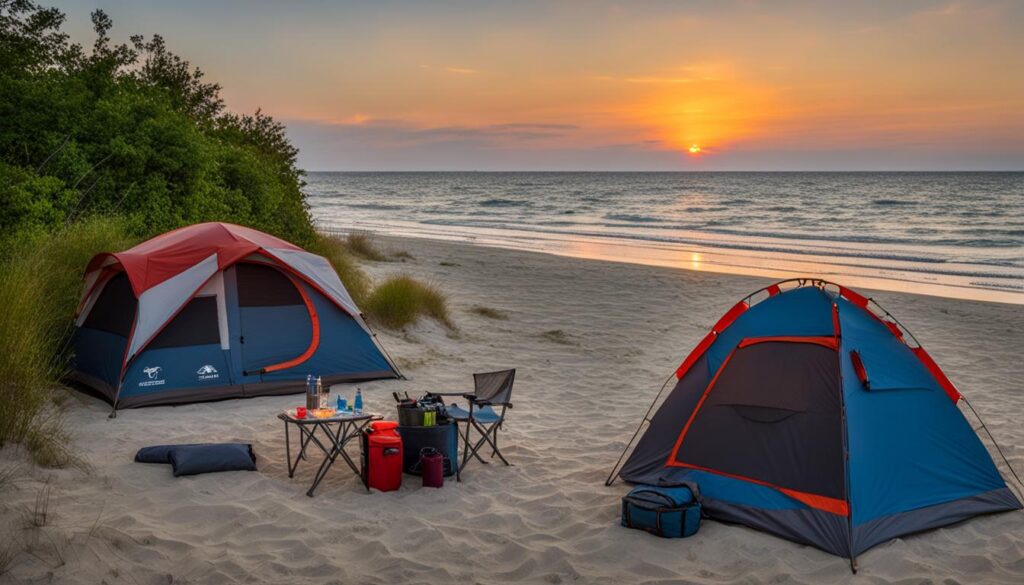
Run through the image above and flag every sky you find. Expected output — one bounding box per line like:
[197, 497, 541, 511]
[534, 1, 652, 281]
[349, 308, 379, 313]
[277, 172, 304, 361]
[58, 1, 1024, 171]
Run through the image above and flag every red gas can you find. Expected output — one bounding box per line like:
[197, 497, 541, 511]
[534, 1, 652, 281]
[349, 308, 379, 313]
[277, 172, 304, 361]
[369, 420, 400, 438]
[365, 433, 402, 492]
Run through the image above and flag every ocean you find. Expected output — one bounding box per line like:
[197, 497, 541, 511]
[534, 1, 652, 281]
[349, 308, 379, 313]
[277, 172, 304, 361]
[304, 172, 1024, 304]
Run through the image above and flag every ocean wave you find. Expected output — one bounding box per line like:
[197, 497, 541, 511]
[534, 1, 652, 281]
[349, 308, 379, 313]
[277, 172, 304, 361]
[970, 281, 1024, 291]
[604, 213, 668, 223]
[479, 198, 531, 207]
[347, 203, 406, 210]
[872, 199, 915, 206]
[399, 218, 1024, 278]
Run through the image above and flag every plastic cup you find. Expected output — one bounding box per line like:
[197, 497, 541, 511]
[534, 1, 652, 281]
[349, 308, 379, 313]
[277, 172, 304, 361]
[296, 406, 307, 419]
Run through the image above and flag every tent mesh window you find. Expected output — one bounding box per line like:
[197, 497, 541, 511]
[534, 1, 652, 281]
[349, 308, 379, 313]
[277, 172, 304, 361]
[673, 340, 845, 499]
[82, 272, 137, 337]
[237, 263, 303, 306]
[148, 296, 220, 349]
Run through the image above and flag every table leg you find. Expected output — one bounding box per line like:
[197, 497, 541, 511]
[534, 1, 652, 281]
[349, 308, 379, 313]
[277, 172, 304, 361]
[284, 419, 294, 478]
[306, 421, 353, 497]
[290, 423, 322, 478]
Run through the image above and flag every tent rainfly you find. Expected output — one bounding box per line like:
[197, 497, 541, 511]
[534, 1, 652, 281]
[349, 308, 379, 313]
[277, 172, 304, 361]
[610, 279, 1020, 568]
[71, 222, 400, 410]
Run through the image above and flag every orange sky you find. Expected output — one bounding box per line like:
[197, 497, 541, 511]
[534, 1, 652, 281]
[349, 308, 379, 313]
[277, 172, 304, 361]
[63, 1, 1024, 170]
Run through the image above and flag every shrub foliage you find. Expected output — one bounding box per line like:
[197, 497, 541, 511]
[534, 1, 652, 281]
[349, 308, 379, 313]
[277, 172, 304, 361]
[0, 1, 313, 248]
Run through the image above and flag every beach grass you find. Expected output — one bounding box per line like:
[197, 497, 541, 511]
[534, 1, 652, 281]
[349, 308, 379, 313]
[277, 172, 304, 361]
[342, 232, 390, 262]
[0, 217, 135, 467]
[308, 233, 373, 305]
[364, 275, 453, 330]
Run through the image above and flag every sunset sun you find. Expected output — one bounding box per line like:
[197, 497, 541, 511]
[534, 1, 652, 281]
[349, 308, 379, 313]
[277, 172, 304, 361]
[688, 144, 702, 154]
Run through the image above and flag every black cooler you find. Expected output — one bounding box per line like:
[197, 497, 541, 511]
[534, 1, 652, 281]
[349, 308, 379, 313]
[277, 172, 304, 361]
[396, 423, 460, 479]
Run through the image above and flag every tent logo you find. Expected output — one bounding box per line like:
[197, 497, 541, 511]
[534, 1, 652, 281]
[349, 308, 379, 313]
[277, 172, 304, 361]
[196, 365, 219, 381]
[139, 366, 165, 387]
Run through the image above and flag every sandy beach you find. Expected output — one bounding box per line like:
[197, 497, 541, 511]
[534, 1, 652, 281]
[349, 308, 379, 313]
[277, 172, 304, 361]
[2, 235, 1022, 585]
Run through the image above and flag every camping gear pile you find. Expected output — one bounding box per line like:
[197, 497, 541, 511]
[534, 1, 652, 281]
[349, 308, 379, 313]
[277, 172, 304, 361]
[608, 279, 1021, 569]
[70, 222, 400, 411]
[393, 392, 460, 484]
[394, 392, 450, 426]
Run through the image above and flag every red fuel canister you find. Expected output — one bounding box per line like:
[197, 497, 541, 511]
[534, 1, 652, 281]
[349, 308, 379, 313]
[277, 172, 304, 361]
[366, 433, 402, 492]
[420, 447, 444, 488]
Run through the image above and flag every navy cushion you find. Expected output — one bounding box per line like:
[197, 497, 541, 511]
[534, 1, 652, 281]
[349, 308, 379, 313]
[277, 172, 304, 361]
[135, 443, 205, 464]
[135, 443, 257, 476]
[167, 444, 257, 477]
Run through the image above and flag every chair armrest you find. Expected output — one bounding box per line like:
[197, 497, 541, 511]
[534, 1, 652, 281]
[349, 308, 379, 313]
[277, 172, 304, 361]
[425, 392, 466, 397]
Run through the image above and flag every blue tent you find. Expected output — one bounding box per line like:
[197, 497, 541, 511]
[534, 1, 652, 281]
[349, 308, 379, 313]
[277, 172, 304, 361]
[613, 279, 1020, 566]
[70, 223, 400, 410]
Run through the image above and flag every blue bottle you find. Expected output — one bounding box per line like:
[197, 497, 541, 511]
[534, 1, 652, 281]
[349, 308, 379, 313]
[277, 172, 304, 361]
[354, 388, 363, 413]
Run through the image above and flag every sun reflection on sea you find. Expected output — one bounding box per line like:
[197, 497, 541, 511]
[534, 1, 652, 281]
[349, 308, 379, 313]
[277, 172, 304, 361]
[690, 252, 703, 270]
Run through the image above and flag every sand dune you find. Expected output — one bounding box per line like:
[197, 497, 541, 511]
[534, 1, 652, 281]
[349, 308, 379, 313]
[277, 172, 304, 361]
[2, 236, 1022, 584]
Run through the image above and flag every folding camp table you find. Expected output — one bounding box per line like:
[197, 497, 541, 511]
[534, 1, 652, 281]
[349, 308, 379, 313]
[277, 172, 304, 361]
[279, 410, 381, 497]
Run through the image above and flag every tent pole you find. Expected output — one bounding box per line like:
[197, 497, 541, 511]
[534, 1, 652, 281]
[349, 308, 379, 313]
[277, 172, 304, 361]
[962, 395, 1024, 500]
[604, 371, 676, 487]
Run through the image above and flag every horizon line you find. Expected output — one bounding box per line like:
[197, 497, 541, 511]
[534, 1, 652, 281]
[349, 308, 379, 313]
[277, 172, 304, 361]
[304, 169, 1024, 173]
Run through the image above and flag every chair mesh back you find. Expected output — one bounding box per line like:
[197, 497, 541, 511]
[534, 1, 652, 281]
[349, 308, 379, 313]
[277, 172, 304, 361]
[473, 369, 515, 405]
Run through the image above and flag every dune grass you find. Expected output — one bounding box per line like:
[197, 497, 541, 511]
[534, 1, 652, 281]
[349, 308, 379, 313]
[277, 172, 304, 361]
[343, 232, 390, 262]
[308, 233, 372, 305]
[364, 275, 453, 330]
[0, 217, 136, 467]
[312, 234, 451, 330]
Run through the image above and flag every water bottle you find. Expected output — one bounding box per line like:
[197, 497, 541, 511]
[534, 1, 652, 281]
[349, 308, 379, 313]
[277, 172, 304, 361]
[305, 375, 318, 410]
[320, 377, 331, 410]
[354, 388, 363, 414]
[316, 376, 325, 409]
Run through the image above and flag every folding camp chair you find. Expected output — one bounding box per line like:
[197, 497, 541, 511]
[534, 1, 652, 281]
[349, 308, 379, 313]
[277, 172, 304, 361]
[432, 369, 515, 475]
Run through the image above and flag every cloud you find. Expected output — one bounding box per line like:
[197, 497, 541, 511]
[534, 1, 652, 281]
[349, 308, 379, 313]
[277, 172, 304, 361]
[287, 118, 579, 152]
[594, 75, 694, 84]
[420, 64, 481, 75]
[284, 118, 701, 170]
[624, 77, 694, 84]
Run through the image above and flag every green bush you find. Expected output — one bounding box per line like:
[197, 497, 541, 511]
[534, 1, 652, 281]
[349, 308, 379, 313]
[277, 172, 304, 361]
[364, 275, 452, 330]
[0, 217, 136, 466]
[0, 2, 314, 247]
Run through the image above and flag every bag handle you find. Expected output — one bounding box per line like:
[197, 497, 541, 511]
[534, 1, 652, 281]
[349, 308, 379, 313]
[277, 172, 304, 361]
[629, 489, 682, 508]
